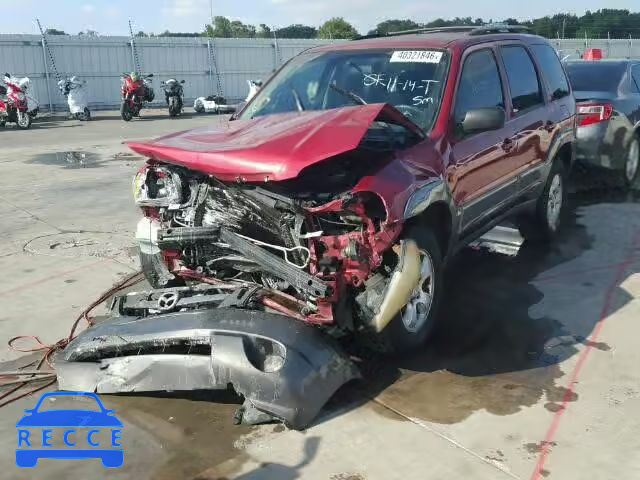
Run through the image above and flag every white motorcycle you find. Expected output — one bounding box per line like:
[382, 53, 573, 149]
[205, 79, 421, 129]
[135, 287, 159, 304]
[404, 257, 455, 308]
[58, 76, 90, 121]
[245, 79, 262, 102]
[15, 77, 39, 118]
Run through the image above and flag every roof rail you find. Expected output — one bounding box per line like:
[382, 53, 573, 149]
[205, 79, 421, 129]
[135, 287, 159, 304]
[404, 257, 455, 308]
[356, 24, 529, 41]
[469, 24, 530, 35]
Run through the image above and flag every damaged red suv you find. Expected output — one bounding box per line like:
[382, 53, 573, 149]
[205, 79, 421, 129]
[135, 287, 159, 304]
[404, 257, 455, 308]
[128, 26, 576, 353]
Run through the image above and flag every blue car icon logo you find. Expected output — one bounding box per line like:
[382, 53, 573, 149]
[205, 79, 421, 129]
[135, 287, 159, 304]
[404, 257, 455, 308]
[16, 391, 123, 468]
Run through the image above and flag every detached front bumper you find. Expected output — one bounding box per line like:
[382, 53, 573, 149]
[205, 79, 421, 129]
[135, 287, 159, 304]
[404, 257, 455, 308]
[54, 307, 359, 429]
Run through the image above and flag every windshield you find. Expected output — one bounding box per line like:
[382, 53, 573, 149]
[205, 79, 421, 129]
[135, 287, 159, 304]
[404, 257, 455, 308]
[565, 62, 626, 92]
[240, 48, 450, 131]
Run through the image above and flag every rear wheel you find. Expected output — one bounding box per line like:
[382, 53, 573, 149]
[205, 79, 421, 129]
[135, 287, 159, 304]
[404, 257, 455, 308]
[120, 101, 132, 121]
[621, 137, 639, 189]
[366, 228, 443, 354]
[517, 160, 566, 242]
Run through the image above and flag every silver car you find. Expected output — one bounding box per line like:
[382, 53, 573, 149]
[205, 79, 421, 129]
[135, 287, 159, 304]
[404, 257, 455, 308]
[564, 60, 640, 187]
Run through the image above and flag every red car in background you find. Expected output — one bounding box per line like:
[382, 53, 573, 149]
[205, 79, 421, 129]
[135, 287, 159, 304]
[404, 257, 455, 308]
[127, 25, 576, 353]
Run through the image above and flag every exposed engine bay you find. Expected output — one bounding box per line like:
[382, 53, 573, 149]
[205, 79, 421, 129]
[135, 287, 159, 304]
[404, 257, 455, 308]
[132, 146, 419, 334]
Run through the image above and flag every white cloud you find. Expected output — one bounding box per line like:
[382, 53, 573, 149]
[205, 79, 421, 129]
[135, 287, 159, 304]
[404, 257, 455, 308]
[162, 0, 208, 18]
[82, 4, 96, 14]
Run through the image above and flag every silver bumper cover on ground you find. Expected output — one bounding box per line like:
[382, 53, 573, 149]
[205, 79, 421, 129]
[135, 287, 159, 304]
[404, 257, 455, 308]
[54, 307, 359, 429]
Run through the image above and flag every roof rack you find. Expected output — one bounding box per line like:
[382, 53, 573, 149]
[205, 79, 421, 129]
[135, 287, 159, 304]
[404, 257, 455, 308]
[357, 24, 529, 40]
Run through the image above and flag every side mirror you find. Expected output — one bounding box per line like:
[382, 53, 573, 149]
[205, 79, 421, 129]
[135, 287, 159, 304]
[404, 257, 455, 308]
[180, 80, 185, 84]
[460, 107, 505, 134]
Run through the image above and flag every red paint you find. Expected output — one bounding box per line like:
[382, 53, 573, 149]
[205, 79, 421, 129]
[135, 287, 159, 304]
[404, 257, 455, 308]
[529, 241, 638, 480]
[127, 104, 422, 183]
[0, 76, 29, 122]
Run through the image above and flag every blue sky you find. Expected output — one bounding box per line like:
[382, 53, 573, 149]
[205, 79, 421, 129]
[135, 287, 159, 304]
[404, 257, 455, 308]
[0, 0, 638, 36]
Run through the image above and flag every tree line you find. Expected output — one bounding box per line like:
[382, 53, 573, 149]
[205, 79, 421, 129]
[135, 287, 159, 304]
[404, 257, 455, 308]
[44, 9, 640, 39]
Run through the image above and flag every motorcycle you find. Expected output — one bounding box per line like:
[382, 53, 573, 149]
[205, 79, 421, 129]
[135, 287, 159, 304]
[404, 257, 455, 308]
[245, 79, 262, 102]
[12, 76, 39, 119]
[0, 73, 32, 129]
[120, 72, 154, 121]
[161, 78, 185, 117]
[58, 76, 90, 121]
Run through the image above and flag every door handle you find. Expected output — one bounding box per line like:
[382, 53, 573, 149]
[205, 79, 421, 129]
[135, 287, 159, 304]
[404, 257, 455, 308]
[501, 138, 515, 152]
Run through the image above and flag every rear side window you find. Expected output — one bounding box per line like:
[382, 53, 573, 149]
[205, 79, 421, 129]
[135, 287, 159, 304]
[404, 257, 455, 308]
[454, 49, 504, 131]
[565, 63, 627, 92]
[500, 46, 544, 114]
[531, 44, 570, 100]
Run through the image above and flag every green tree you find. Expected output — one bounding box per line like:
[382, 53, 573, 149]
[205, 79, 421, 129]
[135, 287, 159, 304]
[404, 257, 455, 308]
[230, 20, 256, 38]
[45, 28, 67, 35]
[204, 16, 233, 37]
[318, 17, 359, 39]
[257, 24, 272, 39]
[276, 24, 318, 39]
[367, 19, 421, 36]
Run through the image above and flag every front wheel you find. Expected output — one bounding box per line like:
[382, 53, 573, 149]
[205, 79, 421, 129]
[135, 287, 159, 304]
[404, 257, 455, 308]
[120, 101, 133, 122]
[16, 111, 31, 129]
[517, 161, 566, 242]
[365, 228, 443, 354]
[194, 99, 205, 113]
[168, 97, 179, 117]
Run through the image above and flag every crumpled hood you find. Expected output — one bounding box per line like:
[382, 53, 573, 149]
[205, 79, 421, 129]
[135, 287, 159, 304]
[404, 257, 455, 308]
[127, 104, 423, 182]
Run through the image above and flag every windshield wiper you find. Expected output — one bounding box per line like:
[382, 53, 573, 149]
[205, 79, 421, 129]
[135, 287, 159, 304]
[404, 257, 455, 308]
[290, 87, 305, 112]
[329, 83, 367, 106]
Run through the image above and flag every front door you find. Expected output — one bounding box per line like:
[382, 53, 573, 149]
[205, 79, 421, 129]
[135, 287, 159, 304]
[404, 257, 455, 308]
[449, 47, 519, 235]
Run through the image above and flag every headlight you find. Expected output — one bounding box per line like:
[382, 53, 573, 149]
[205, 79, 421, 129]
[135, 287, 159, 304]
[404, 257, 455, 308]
[132, 166, 183, 207]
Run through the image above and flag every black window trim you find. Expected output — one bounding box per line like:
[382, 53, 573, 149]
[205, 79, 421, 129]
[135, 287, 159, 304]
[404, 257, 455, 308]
[496, 42, 547, 117]
[631, 64, 640, 93]
[530, 42, 572, 102]
[450, 44, 508, 140]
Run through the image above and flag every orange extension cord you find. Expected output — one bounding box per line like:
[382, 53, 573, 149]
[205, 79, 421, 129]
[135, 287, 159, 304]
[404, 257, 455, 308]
[0, 271, 144, 408]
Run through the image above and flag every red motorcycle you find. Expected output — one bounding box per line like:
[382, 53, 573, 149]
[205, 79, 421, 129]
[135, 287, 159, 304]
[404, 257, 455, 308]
[120, 72, 154, 121]
[0, 73, 32, 129]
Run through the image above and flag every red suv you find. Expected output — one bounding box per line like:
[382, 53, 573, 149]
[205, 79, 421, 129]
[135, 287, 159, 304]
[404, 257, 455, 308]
[128, 25, 576, 353]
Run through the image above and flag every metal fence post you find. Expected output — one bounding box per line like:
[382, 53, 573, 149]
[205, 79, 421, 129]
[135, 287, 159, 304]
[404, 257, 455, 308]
[40, 39, 53, 112]
[129, 40, 137, 72]
[207, 39, 213, 93]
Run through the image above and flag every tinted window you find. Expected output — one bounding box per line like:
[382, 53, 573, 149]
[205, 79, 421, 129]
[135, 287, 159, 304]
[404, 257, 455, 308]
[632, 65, 640, 92]
[454, 49, 504, 131]
[565, 62, 627, 92]
[531, 44, 570, 100]
[501, 46, 544, 113]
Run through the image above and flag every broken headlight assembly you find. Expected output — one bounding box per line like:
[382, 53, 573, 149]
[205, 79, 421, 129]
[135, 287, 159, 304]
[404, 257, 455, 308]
[132, 166, 183, 207]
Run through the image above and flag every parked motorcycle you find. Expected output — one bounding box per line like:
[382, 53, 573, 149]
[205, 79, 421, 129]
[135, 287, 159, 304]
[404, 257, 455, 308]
[245, 79, 262, 102]
[58, 76, 90, 121]
[0, 73, 32, 129]
[120, 72, 154, 121]
[161, 78, 185, 117]
[13, 76, 39, 119]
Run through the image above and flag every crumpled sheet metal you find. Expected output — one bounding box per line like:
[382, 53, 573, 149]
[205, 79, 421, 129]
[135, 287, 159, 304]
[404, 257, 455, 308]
[54, 308, 359, 429]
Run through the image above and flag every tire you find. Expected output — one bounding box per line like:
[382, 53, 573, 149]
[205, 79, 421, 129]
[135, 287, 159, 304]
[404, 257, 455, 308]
[169, 97, 178, 117]
[120, 101, 132, 122]
[16, 111, 31, 129]
[365, 228, 444, 355]
[194, 99, 205, 113]
[621, 137, 639, 189]
[82, 107, 91, 121]
[0, 119, 5, 128]
[517, 160, 566, 242]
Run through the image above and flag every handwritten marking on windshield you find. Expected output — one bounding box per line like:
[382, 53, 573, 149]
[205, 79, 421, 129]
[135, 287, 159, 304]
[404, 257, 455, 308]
[363, 74, 439, 94]
[412, 96, 434, 106]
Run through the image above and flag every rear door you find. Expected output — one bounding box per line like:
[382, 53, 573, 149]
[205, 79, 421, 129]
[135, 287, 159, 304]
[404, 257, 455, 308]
[496, 43, 550, 194]
[630, 64, 640, 126]
[450, 46, 519, 235]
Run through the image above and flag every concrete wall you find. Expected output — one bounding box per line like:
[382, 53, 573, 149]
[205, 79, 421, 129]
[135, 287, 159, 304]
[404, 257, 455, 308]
[1, 34, 638, 112]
